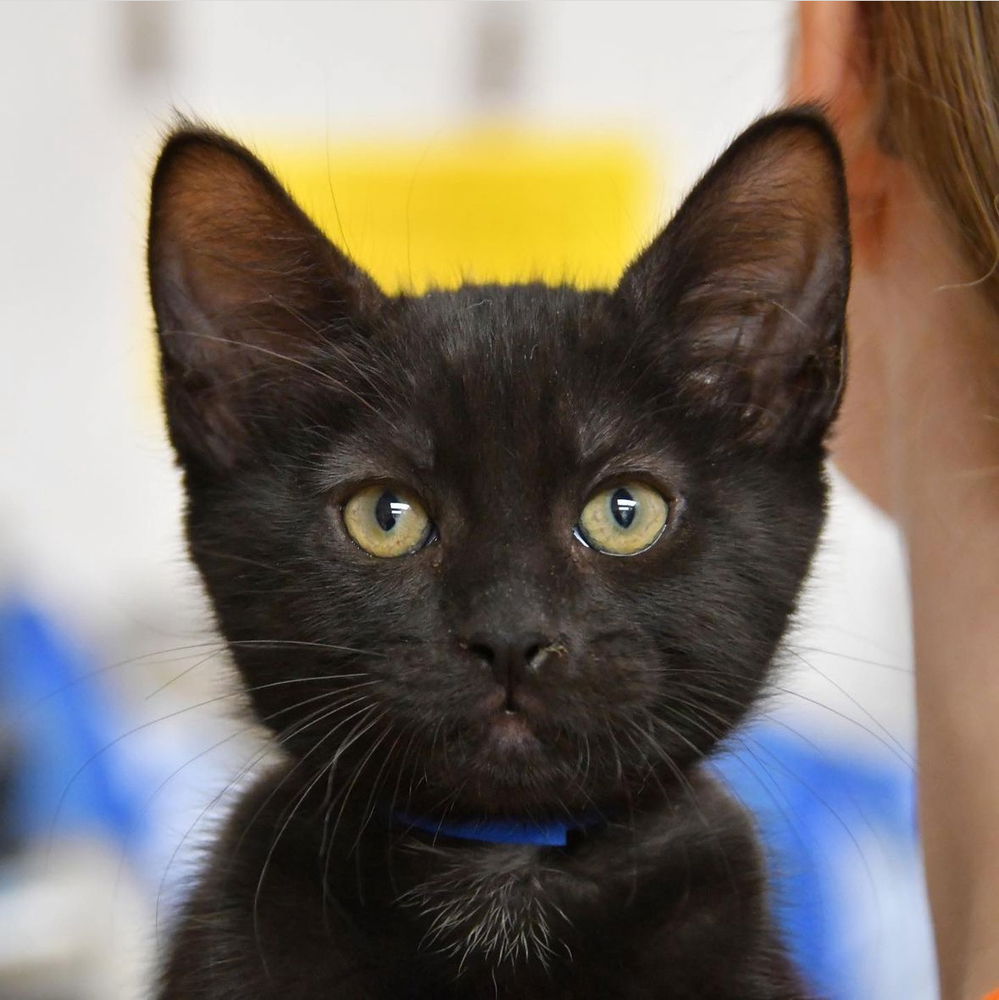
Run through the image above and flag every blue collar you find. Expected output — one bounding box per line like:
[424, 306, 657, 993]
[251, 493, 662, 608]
[393, 811, 601, 847]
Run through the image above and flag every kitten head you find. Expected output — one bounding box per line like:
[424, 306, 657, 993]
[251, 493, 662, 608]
[148, 110, 849, 819]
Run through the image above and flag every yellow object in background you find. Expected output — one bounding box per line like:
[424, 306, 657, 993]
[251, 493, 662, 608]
[142, 127, 659, 413]
[258, 128, 658, 293]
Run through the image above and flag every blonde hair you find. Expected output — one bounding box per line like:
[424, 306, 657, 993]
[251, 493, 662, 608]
[861, 2, 999, 313]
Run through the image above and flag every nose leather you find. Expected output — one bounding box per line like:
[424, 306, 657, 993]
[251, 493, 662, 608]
[465, 633, 552, 709]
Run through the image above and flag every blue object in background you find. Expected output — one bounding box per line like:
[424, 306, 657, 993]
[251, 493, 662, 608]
[0, 594, 144, 853]
[714, 721, 936, 999]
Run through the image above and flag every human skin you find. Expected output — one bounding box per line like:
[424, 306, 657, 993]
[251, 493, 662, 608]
[791, 5, 999, 998]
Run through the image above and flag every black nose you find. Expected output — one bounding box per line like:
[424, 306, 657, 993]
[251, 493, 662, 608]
[465, 633, 553, 710]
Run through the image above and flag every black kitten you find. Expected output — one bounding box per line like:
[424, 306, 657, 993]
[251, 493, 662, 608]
[149, 108, 849, 999]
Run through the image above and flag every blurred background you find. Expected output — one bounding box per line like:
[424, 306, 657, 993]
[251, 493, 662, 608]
[0, 3, 933, 997]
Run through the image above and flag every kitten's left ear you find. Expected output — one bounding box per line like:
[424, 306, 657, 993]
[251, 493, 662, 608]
[617, 108, 850, 450]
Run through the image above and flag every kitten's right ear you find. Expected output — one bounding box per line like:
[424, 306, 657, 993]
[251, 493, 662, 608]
[148, 126, 384, 474]
[616, 108, 850, 451]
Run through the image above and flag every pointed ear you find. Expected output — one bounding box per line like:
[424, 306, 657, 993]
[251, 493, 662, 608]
[148, 126, 384, 474]
[617, 108, 850, 450]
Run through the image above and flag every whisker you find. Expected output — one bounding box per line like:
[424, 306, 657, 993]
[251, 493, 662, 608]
[153, 690, 373, 940]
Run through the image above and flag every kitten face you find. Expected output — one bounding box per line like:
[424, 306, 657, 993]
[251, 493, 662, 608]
[149, 111, 849, 820]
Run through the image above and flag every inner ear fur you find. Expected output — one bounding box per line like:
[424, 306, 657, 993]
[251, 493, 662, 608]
[618, 107, 851, 450]
[148, 125, 384, 473]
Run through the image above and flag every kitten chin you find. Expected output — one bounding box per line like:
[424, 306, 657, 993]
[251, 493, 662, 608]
[469, 707, 544, 772]
[150, 107, 848, 999]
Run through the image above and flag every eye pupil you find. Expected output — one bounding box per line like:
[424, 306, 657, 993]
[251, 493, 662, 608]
[375, 491, 404, 532]
[610, 488, 637, 528]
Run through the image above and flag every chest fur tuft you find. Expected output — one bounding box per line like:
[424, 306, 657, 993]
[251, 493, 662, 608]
[399, 845, 572, 974]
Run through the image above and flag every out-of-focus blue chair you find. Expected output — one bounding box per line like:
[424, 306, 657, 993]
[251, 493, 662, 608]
[716, 721, 936, 999]
[0, 594, 144, 853]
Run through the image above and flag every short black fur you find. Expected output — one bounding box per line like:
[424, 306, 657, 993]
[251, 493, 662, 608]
[149, 108, 850, 999]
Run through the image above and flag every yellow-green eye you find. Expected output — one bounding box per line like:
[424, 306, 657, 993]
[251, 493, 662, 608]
[342, 485, 433, 558]
[576, 482, 670, 556]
